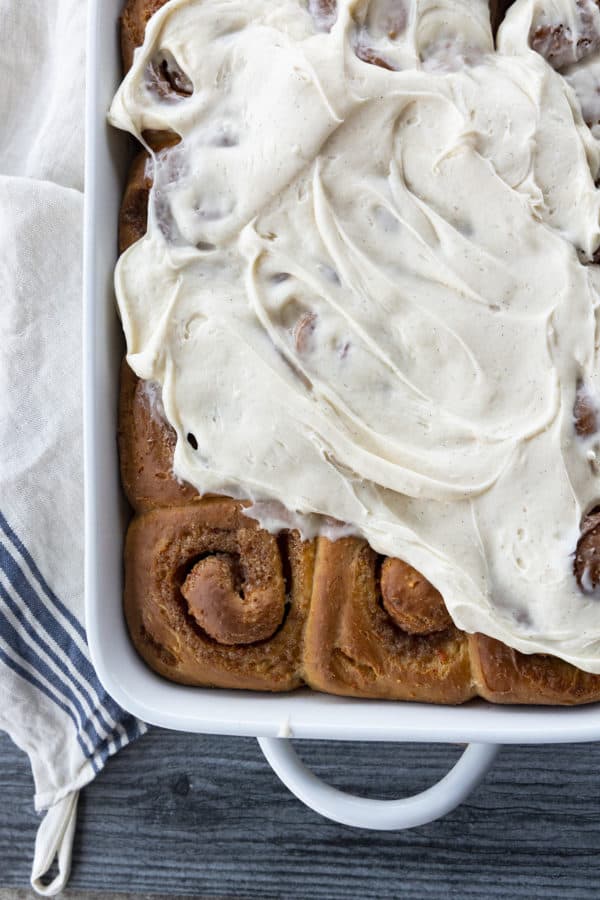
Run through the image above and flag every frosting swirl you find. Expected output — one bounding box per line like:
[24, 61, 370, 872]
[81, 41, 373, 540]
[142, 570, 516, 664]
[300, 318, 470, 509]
[111, 0, 600, 671]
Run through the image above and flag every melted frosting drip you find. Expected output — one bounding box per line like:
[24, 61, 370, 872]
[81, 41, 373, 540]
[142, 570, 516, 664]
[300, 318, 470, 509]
[111, 0, 600, 671]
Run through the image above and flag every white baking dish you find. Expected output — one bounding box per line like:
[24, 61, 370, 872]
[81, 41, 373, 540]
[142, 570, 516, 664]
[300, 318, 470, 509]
[83, 0, 600, 830]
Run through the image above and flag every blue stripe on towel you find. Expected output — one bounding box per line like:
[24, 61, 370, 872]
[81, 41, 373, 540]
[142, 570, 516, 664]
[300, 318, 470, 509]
[91, 715, 147, 770]
[0, 510, 145, 769]
[0, 511, 132, 727]
[0, 540, 115, 740]
[123, 714, 145, 743]
[0, 643, 96, 766]
[0, 578, 106, 751]
[0, 596, 101, 751]
[0, 511, 86, 641]
[0, 515, 112, 703]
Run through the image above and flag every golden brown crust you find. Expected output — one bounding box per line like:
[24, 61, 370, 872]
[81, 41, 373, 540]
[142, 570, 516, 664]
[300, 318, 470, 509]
[125, 500, 315, 690]
[121, 0, 170, 73]
[469, 633, 600, 705]
[302, 538, 476, 703]
[116, 0, 600, 705]
[380, 557, 452, 634]
[119, 151, 152, 253]
[118, 359, 198, 512]
[118, 152, 195, 510]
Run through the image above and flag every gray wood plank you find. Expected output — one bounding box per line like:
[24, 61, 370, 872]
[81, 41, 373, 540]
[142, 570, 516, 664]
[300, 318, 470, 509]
[1, 729, 600, 898]
[0, 894, 226, 900]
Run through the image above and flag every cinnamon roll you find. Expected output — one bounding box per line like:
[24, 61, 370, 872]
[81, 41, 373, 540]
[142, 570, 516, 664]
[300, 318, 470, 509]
[121, 0, 170, 73]
[469, 634, 600, 705]
[118, 152, 194, 510]
[115, 0, 600, 705]
[524, 0, 600, 136]
[125, 499, 315, 690]
[303, 538, 475, 703]
[118, 360, 197, 512]
[119, 151, 152, 254]
[528, 0, 600, 71]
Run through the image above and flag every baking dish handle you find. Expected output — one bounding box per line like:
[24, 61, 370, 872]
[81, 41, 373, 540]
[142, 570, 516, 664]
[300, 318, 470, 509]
[257, 737, 499, 830]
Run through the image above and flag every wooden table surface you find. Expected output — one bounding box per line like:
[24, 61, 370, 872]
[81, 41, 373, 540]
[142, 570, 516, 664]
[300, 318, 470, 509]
[1, 728, 600, 898]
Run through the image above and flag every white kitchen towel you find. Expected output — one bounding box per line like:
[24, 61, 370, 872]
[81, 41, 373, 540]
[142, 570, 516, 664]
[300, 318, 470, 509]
[0, 0, 147, 895]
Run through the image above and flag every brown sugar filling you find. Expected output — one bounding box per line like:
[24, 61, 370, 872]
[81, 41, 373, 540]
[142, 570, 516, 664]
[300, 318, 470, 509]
[354, 44, 399, 70]
[530, 1, 600, 70]
[574, 507, 600, 593]
[308, 0, 337, 32]
[179, 530, 287, 645]
[574, 380, 599, 437]
[379, 557, 453, 634]
[145, 51, 194, 99]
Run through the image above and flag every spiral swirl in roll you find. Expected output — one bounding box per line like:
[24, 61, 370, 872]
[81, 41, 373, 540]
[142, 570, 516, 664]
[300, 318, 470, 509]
[180, 527, 286, 645]
[380, 557, 452, 634]
[124, 500, 314, 690]
[303, 536, 474, 702]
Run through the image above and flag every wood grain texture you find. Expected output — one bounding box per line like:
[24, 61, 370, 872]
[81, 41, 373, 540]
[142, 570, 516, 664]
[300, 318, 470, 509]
[1, 728, 600, 898]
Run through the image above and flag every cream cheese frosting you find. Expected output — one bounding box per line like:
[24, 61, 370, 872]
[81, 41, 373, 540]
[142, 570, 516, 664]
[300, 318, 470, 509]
[110, 0, 600, 671]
